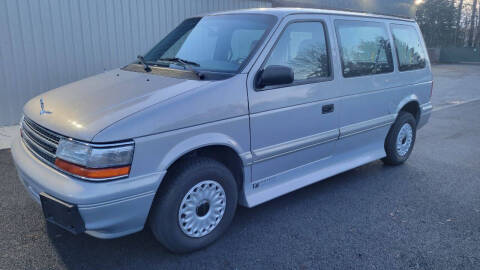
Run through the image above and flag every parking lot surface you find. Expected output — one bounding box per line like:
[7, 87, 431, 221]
[1, 65, 479, 269]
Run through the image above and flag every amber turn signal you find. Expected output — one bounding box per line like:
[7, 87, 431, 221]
[55, 158, 130, 179]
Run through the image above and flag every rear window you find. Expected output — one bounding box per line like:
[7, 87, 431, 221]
[335, 20, 394, 78]
[391, 24, 427, 71]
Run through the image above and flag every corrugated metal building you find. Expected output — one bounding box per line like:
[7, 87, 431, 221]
[0, 0, 415, 125]
[0, 0, 271, 125]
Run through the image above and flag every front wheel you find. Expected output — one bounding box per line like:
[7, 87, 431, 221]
[149, 157, 238, 253]
[382, 111, 417, 165]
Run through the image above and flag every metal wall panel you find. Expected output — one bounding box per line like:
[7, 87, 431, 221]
[0, 0, 271, 125]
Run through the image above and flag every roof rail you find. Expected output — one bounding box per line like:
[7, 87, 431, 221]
[321, 6, 414, 20]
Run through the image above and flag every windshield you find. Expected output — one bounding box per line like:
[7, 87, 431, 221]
[143, 14, 277, 73]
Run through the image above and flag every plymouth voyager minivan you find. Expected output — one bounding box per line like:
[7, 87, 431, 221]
[11, 8, 433, 252]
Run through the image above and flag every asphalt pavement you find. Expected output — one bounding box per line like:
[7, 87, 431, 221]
[1, 65, 479, 269]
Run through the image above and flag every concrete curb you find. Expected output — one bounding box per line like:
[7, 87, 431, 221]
[0, 125, 19, 150]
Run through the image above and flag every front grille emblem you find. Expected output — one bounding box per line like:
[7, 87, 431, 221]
[40, 98, 52, 115]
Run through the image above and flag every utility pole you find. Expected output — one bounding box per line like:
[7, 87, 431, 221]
[468, 0, 478, 47]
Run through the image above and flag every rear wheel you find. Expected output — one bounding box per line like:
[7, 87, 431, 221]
[149, 157, 238, 253]
[383, 111, 417, 165]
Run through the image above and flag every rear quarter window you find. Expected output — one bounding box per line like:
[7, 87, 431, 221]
[335, 20, 394, 78]
[390, 24, 427, 71]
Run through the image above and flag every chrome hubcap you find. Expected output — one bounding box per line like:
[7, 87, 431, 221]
[178, 180, 226, 238]
[396, 123, 413, 156]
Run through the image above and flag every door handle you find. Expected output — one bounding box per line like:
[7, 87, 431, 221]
[322, 104, 334, 114]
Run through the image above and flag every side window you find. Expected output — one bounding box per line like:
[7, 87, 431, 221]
[391, 24, 427, 71]
[264, 22, 330, 82]
[335, 20, 394, 78]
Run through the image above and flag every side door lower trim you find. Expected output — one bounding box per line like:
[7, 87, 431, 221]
[339, 114, 396, 139]
[252, 129, 339, 163]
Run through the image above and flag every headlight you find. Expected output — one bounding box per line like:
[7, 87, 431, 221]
[55, 139, 134, 180]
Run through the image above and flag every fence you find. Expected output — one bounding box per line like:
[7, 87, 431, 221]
[439, 47, 480, 63]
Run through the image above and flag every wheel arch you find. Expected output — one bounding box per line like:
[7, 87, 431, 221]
[396, 95, 421, 123]
[158, 133, 250, 190]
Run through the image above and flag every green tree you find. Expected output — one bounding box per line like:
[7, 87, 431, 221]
[416, 0, 457, 47]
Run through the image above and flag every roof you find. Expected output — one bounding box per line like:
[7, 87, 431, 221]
[209, 7, 415, 22]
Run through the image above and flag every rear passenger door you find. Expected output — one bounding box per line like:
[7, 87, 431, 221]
[331, 18, 397, 157]
[247, 14, 340, 185]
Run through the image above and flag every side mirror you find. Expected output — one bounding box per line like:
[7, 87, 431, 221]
[256, 65, 294, 89]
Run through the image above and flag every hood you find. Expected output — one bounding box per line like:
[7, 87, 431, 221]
[23, 69, 211, 141]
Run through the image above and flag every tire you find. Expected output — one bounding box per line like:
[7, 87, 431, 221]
[149, 157, 238, 253]
[382, 111, 417, 165]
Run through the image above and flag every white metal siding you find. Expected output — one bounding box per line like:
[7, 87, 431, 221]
[0, 0, 271, 125]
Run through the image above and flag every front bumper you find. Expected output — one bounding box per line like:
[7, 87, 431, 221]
[40, 192, 86, 234]
[11, 136, 166, 239]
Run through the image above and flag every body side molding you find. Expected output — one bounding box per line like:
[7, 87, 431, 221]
[339, 114, 397, 139]
[252, 129, 339, 163]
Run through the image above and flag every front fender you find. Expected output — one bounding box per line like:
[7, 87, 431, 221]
[159, 132, 252, 171]
[129, 115, 251, 178]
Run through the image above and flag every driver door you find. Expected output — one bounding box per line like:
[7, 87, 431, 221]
[246, 14, 341, 187]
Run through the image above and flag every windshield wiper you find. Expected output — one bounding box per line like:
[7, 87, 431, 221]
[158, 57, 204, 79]
[137, 55, 152, 72]
[159, 57, 200, 67]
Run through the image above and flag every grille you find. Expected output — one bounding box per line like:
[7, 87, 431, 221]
[21, 117, 62, 165]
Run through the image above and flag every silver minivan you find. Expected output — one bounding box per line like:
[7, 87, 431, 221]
[11, 8, 433, 252]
